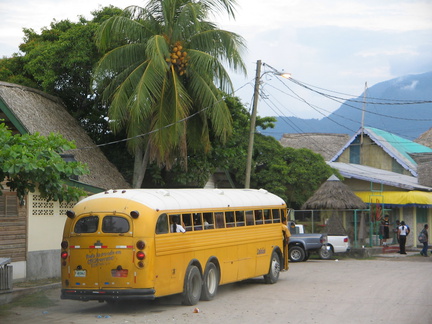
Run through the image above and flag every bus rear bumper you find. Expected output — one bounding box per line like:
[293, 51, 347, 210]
[61, 288, 156, 301]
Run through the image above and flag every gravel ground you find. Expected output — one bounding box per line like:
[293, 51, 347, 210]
[1, 253, 431, 324]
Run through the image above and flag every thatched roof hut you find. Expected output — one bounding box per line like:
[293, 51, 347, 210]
[302, 175, 367, 210]
[0, 81, 130, 191]
[302, 175, 367, 235]
[280, 133, 350, 161]
[415, 127, 432, 149]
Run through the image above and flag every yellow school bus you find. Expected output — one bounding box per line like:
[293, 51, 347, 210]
[60, 188, 289, 305]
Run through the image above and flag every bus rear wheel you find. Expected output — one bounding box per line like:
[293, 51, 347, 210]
[181, 265, 202, 306]
[201, 262, 219, 301]
[264, 251, 280, 284]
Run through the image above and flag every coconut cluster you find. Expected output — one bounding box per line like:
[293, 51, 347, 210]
[167, 41, 188, 76]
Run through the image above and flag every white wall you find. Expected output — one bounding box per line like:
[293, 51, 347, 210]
[27, 192, 74, 252]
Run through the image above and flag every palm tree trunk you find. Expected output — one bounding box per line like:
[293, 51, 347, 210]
[133, 144, 150, 188]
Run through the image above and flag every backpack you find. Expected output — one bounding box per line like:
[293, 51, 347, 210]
[418, 231, 427, 243]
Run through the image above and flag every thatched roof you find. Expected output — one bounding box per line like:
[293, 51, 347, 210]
[302, 175, 367, 210]
[280, 133, 350, 161]
[0, 81, 130, 190]
[415, 127, 432, 149]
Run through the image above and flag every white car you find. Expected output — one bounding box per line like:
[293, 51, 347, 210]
[294, 224, 350, 259]
[319, 235, 350, 259]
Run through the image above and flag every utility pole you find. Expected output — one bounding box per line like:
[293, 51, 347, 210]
[360, 82, 367, 145]
[245, 60, 262, 189]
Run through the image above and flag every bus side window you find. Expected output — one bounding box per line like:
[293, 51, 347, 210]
[263, 209, 272, 224]
[193, 213, 203, 231]
[246, 210, 254, 226]
[225, 211, 235, 227]
[215, 212, 225, 228]
[254, 210, 263, 225]
[169, 214, 187, 233]
[156, 213, 169, 234]
[182, 213, 192, 231]
[280, 209, 286, 224]
[203, 212, 214, 229]
[236, 210, 245, 226]
[272, 209, 281, 223]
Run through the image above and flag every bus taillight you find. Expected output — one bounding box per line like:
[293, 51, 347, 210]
[136, 251, 145, 260]
[61, 251, 68, 259]
[136, 240, 145, 249]
[61, 240, 68, 249]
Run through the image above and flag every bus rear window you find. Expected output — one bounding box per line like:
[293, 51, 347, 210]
[102, 216, 130, 233]
[74, 216, 99, 233]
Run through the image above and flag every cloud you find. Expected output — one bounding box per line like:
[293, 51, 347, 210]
[400, 80, 418, 91]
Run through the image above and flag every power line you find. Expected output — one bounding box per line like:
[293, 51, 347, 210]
[289, 78, 432, 105]
[72, 73, 431, 151]
[280, 77, 432, 122]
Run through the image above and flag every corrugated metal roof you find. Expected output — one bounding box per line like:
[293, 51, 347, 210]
[330, 127, 432, 176]
[328, 162, 432, 192]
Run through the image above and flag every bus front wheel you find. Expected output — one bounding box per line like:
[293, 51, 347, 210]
[181, 265, 202, 306]
[201, 262, 219, 301]
[264, 251, 280, 284]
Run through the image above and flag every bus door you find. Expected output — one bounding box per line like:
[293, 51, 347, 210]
[69, 214, 134, 289]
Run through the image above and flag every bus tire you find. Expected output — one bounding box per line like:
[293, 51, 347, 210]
[264, 250, 281, 284]
[289, 245, 305, 262]
[181, 265, 202, 306]
[201, 262, 219, 301]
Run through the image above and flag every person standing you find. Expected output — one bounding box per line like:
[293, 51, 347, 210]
[383, 215, 390, 245]
[419, 224, 429, 257]
[394, 220, 401, 245]
[397, 221, 410, 254]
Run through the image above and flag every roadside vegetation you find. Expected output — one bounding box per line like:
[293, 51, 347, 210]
[0, 1, 337, 208]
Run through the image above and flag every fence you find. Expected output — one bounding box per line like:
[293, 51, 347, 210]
[291, 209, 395, 248]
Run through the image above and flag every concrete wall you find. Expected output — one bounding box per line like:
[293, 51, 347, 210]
[26, 250, 60, 280]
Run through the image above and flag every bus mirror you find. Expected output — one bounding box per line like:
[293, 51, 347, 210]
[66, 210, 75, 219]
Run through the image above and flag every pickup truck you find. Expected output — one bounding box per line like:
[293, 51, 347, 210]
[292, 223, 350, 260]
[288, 222, 328, 262]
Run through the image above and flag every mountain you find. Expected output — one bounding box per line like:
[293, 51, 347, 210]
[263, 71, 432, 141]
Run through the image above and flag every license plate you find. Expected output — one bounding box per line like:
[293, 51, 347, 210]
[111, 269, 128, 277]
[74, 270, 86, 277]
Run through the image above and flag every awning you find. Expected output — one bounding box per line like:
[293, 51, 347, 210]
[355, 190, 432, 208]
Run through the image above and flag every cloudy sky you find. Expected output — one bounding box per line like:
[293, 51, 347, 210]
[1, 0, 431, 119]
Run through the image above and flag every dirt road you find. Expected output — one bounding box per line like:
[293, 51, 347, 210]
[1, 255, 431, 324]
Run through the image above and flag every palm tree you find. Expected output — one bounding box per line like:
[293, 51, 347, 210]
[93, 0, 246, 188]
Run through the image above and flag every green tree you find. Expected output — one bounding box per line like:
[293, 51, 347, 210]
[93, 0, 247, 188]
[0, 124, 89, 203]
[205, 95, 336, 208]
[0, 6, 123, 141]
[139, 95, 277, 189]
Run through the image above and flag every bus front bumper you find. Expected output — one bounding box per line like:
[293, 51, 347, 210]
[61, 288, 156, 301]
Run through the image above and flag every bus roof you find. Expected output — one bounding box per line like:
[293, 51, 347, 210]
[76, 188, 286, 211]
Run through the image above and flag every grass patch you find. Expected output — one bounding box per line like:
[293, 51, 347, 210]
[10, 291, 57, 308]
[14, 278, 59, 288]
[0, 291, 57, 316]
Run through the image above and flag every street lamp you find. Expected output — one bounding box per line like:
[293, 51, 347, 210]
[244, 60, 291, 189]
